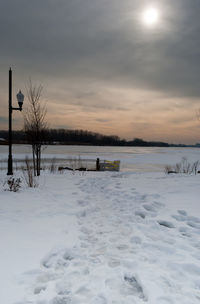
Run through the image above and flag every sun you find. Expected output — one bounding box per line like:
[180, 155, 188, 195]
[142, 7, 159, 26]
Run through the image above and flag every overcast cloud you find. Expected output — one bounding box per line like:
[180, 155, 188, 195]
[0, 0, 200, 143]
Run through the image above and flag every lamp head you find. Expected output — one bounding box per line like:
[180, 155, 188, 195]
[16, 90, 24, 111]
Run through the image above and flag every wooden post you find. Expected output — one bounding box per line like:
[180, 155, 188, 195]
[96, 158, 100, 171]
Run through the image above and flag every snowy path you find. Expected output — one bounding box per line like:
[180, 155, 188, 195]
[1, 171, 200, 304]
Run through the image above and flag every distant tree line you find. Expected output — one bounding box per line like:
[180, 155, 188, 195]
[44, 129, 123, 145]
[0, 128, 174, 147]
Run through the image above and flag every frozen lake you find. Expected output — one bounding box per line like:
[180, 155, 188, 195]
[0, 145, 200, 172]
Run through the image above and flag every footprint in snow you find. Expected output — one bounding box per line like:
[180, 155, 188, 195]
[123, 275, 147, 301]
[135, 211, 146, 219]
[158, 220, 175, 229]
[41, 248, 77, 271]
[116, 244, 129, 251]
[130, 236, 142, 245]
[187, 216, 200, 223]
[77, 200, 88, 207]
[172, 211, 200, 229]
[79, 235, 98, 244]
[50, 296, 74, 304]
[108, 259, 121, 268]
[63, 249, 75, 261]
[143, 204, 156, 212]
[178, 209, 187, 216]
[171, 214, 186, 222]
[75, 285, 90, 296]
[56, 280, 72, 295]
[153, 201, 164, 207]
[42, 254, 70, 270]
[80, 227, 93, 235]
[139, 194, 147, 202]
[42, 251, 58, 269]
[187, 221, 200, 229]
[179, 227, 192, 237]
[34, 285, 46, 294]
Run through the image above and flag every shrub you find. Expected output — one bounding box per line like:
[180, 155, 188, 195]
[68, 156, 83, 170]
[4, 177, 22, 192]
[49, 157, 57, 173]
[22, 157, 38, 187]
[165, 158, 200, 175]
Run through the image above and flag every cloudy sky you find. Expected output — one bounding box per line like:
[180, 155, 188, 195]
[0, 0, 200, 144]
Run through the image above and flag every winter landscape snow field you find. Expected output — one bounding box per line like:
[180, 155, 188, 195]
[1, 145, 200, 172]
[0, 147, 200, 304]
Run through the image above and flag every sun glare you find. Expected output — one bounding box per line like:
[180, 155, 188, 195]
[142, 7, 159, 26]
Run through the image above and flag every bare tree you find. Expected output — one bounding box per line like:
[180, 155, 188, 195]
[24, 80, 47, 176]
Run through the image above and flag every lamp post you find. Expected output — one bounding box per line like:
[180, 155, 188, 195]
[7, 68, 24, 175]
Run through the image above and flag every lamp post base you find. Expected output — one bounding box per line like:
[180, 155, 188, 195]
[7, 155, 13, 175]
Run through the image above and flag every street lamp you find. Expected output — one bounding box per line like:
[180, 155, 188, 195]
[7, 68, 24, 175]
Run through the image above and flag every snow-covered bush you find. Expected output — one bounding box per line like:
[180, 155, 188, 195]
[164, 165, 173, 174]
[4, 177, 22, 192]
[165, 158, 200, 174]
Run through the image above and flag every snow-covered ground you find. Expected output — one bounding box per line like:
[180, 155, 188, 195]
[0, 147, 200, 304]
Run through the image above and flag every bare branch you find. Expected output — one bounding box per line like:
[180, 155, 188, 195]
[24, 80, 47, 176]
